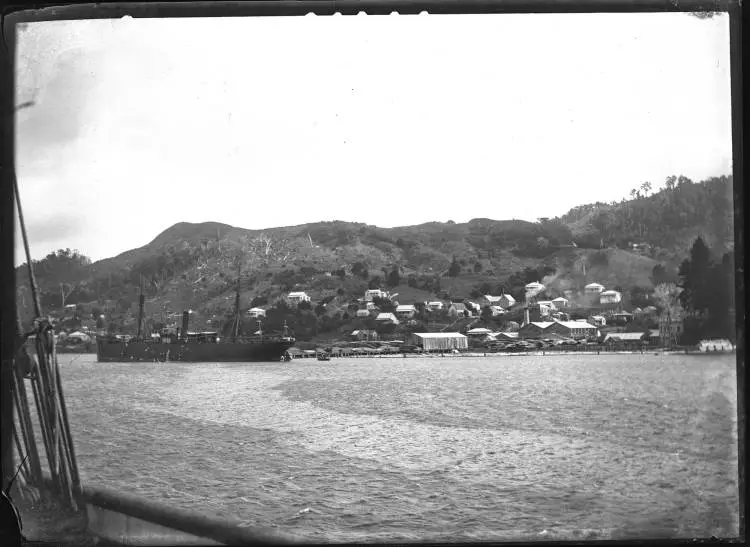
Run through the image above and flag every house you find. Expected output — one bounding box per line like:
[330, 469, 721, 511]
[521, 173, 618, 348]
[448, 303, 471, 317]
[547, 320, 600, 340]
[489, 306, 506, 316]
[364, 289, 387, 302]
[375, 312, 400, 325]
[495, 332, 519, 342]
[524, 282, 545, 301]
[518, 321, 555, 339]
[286, 292, 311, 307]
[465, 301, 482, 314]
[585, 283, 605, 295]
[479, 294, 516, 309]
[247, 307, 266, 318]
[411, 332, 468, 351]
[603, 332, 649, 344]
[552, 297, 569, 309]
[607, 311, 634, 325]
[395, 304, 417, 319]
[426, 301, 444, 312]
[599, 290, 622, 305]
[466, 327, 493, 337]
[355, 309, 371, 318]
[589, 315, 607, 327]
[365, 301, 377, 311]
[350, 329, 378, 341]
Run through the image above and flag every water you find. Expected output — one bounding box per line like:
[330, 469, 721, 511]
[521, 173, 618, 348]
[57, 353, 739, 542]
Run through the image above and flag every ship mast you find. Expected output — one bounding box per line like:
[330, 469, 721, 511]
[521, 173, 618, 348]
[136, 275, 145, 341]
[232, 262, 241, 341]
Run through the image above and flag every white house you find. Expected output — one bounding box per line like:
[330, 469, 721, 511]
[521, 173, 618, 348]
[448, 303, 471, 317]
[395, 304, 417, 319]
[364, 289, 387, 302]
[426, 301, 444, 312]
[525, 282, 545, 301]
[535, 300, 557, 311]
[584, 283, 605, 295]
[465, 301, 481, 313]
[589, 315, 607, 327]
[375, 312, 400, 325]
[247, 307, 266, 318]
[355, 309, 371, 318]
[489, 306, 506, 316]
[479, 294, 516, 309]
[287, 292, 311, 307]
[599, 290, 622, 305]
[552, 297, 569, 309]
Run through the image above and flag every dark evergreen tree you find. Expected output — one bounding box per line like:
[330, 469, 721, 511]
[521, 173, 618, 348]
[447, 256, 461, 277]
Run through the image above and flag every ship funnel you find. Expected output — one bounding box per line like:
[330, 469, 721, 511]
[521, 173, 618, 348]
[181, 311, 190, 340]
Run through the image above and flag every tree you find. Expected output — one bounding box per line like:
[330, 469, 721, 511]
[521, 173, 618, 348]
[654, 282, 684, 349]
[678, 236, 713, 314]
[447, 256, 461, 277]
[640, 181, 652, 196]
[387, 267, 401, 287]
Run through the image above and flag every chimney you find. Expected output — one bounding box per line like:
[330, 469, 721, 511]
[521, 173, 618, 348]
[181, 311, 190, 340]
[524, 307, 530, 326]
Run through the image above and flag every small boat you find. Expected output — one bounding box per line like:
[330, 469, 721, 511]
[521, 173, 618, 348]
[697, 339, 734, 353]
[317, 352, 331, 361]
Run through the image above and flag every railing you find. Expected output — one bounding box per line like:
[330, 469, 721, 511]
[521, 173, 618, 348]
[32, 475, 304, 546]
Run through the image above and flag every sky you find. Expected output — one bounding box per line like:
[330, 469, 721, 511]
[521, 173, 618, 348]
[14, 12, 732, 264]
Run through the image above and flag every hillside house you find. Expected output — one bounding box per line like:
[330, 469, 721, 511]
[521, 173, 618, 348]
[599, 290, 622, 305]
[426, 301, 444, 312]
[479, 294, 516, 309]
[375, 312, 400, 325]
[448, 303, 471, 317]
[552, 297, 569, 309]
[524, 282, 545, 302]
[489, 306, 506, 316]
[395, 304, 417, 319]
[585, 283, 605, 295]
[519, 322, 555, 339]
[589, 315, 607, 327]
[351, 329, 378, 341]
[547, 320, 599, 340]
[355, 309, 371, 318]
[286, 292, 311, 307]
[247, 307, 266, 318]
[364, 289, 388, 302]
[606, 311, 634, 325]
[465, 301, 482, 314]
[411, 332, 468, 351]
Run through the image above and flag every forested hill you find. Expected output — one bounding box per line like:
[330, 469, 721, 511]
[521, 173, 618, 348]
[14, 173, 734, 334]
[555, 174, 734, 260]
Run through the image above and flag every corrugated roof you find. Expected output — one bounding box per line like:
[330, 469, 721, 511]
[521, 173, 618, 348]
[526, 322, 555, 329]
[414, 332, 467, 339]
[554, 321, 597, 329]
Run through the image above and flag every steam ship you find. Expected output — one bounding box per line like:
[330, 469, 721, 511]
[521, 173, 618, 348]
[96, 268, 295, 363]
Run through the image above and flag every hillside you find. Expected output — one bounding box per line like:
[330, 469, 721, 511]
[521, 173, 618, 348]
[14, 173, 734, 340]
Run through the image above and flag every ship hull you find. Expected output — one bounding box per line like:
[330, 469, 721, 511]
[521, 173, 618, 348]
[96, 339, 294, 363]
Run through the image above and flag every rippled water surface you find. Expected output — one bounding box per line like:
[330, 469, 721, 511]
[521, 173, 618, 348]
[58, 353, 739, 542]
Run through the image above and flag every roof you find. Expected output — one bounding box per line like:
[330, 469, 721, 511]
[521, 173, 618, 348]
[376, 312, 398, 320]
[649, 329, 661, 337]
[396, 304, 416, 311]
[524, 322, 555, 329]
[497, 332, 519, 339]
[585, 283, 605, 289]
[248, 307, 266, 312]
[450, 303, 467, 310]
[554, 321, 598, 329]
[427, 301, 443, 306]
[483, 295, 502, 302]
[288, 291, 308, 297]
[604, 332, 647, 341]
[552, 297, 568, 302]
[525, 282, 544, 288]
[601, 290, 621, 296]
[413, 332, 467, 339]
[467, 328, 492, 334]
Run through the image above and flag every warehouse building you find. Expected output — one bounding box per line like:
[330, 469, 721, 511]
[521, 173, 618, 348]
[411, 332, 468, 351]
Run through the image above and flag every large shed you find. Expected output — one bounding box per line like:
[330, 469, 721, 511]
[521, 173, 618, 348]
[411, 332, 468, 351]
